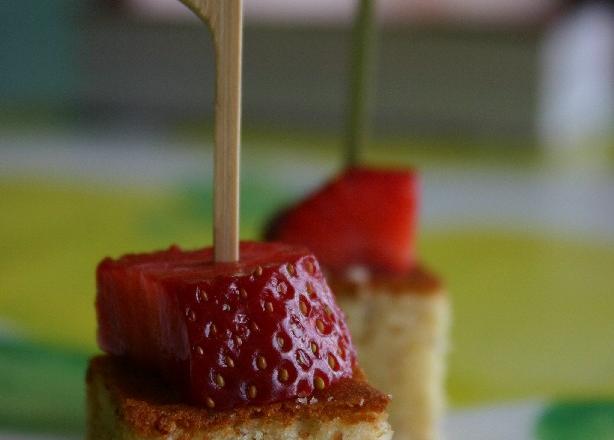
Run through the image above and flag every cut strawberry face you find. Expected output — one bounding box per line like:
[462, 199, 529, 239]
[96, 242, 355, 410]
[265, 167, 419, 275]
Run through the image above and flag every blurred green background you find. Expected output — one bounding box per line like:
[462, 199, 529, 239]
[1, 0, 614, 438]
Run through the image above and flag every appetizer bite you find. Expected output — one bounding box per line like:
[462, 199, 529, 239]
[87, 242, 393, 439]
[266, 167, 449, 440]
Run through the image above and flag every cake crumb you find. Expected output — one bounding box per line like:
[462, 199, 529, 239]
[345, 265, 370, 284]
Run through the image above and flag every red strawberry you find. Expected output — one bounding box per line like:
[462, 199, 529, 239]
[96, 242, 355, 410]
[265, 167, 419, 275]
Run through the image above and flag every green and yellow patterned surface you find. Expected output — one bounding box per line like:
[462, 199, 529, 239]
[1, 136, 613, 438]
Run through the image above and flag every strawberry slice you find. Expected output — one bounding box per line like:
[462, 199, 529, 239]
[96, 242, 355, 410]
[265, 167, 419, 275]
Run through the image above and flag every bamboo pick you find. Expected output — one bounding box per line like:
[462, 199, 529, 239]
[179, 0, 243, 262]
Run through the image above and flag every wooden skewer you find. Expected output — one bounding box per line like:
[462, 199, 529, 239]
[345, 0, 377, 168]
[179, 0, 243, 262]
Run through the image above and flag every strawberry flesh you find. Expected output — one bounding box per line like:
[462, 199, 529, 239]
[97, 242, 355, 410]
[265, 167, 419, 275]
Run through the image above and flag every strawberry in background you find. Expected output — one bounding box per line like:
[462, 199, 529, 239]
[265, 167, 419, 276]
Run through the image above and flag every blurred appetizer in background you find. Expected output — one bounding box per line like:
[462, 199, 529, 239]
[265, 0, 450, 437]
[265, 167, 449, 440]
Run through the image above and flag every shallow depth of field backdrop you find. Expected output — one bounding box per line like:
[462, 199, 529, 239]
[1, 1, 613, 439]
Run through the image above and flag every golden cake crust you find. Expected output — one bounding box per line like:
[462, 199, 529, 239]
[88, 356, 390, 438]
[327, 263, 443, 297]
